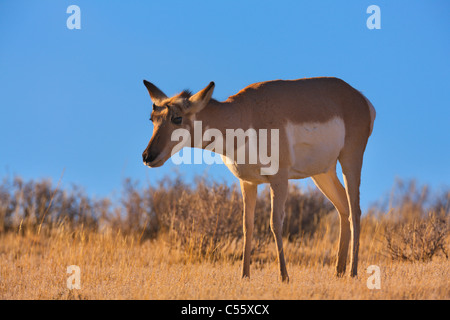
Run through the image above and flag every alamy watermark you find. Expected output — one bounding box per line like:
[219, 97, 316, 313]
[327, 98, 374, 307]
[168, 121, 280, 175]
[66, 5, 81, 30]
[367, 5, 381, 30]
[65, 5, 379, 31]
[67, 265, 81, 290]
[366, 265, 381, 290]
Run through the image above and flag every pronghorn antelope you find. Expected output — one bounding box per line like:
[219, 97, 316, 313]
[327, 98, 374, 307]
[142, 77, 376, 282]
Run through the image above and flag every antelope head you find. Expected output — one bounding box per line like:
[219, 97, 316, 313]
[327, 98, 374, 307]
[142, 80, 215, 167]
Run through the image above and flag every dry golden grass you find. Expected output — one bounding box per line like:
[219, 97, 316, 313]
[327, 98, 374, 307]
[0, 219, 448, 300]
[0, 177, 448, 300]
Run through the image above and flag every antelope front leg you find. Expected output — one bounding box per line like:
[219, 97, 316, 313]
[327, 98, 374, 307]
[240, 180, 257, 279]
[269, 171, 289, 282]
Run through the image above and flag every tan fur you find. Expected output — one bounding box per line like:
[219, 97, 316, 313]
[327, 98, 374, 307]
[142, 77, 376, 281]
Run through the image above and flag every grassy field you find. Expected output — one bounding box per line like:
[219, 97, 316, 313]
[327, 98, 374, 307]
[0, 231, 448, 300]
[0, 176, 448, 299]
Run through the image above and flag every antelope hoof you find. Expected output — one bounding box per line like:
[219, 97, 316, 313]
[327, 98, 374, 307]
[349, 270, 358, 278]
[335, 266, 346, 277]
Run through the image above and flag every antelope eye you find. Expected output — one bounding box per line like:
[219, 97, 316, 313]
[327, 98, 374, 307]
[172, 117, 182, 125]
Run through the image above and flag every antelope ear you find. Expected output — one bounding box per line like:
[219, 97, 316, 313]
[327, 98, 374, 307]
[143, 80, 168, 103]
[186, 82, 215, 114]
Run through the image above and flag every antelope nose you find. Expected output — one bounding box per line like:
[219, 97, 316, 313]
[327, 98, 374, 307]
[142, 151, 157, 164]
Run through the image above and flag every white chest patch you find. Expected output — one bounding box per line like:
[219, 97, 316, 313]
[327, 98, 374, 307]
[284, 117, 345, 177]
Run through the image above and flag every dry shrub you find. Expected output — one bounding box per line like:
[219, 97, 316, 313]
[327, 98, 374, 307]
[0, 176, 98, 234]
[385, 212, 448, 262]
[150, 178, 334, 261]
[381, 180, 449, 262]
[281, 184, 334, 239]
[1, 174, 448, 266]
[90, 175, 333, 261]
[0, 174, 334, 262]
[157, 179, 243, 261]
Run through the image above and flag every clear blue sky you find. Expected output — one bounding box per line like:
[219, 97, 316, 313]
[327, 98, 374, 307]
[1, 1, 449, 210]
